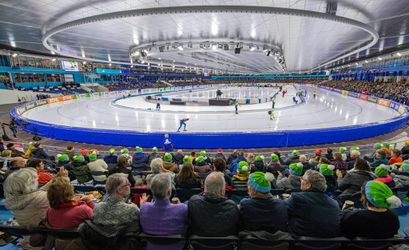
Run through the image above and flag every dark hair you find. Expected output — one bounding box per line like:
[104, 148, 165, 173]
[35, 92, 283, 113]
[393, 149, 401, 157]
[67, 146, 73, 150]
[326, 148, 333, 154]
[376, 149, 386, 159]
[27, 159, 42, 169]
[178, 163, 197, 183]
[354, 158, 370, 171]
[190, 152, 196, 157]
[334, 152, 342, 160]
[319, 157, 330, 164]
[213, 158, 226, 172]
[273, 151, 281, 158]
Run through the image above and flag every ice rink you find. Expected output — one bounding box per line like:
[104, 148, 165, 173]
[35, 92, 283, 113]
[21, 85, 402, 133]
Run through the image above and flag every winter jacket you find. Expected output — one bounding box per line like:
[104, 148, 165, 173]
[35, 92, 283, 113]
[163, 161, 179, 173]
[194, 164, 211, 173]
[175, 175, 201, 189]
[331, 159, 348, 171]
[251, 161, 267, 173]
[370, 158, 389, 169]
[103, 155, 118, 165]
[31, 148, 51, 160]
[172, 152, 185, 165]
[109, 165, 136, 186]
[132, 152, 148, 165]
[275, 174, 301, 190]
[87, 159, 109, 182]
[71, 161, 92, 183]
[147, 152, 161, 164]
[324, 175, 338, 192]
[338, 170, 373, 197]
[392, 172, 409, 188]
[188, 193, 240, 236]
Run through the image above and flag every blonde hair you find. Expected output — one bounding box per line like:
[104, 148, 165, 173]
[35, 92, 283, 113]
[47, 177, 74, 209]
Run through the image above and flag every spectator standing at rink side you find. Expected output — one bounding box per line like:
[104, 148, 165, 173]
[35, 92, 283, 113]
[163, 134, 174, 152]
[239, 172, 287, 233]
[287, 170, 340, 237]
[188, 172, 240, 236]
[341, 181, 400, 239]
[9, 118, 18, 138]
[140, 174, 188, 250]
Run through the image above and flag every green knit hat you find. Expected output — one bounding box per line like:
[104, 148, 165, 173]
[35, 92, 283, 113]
[249, 172, 274, 193]
[292, 150, 300, 157]
[152, 147, 158, 153]
[339, 147, 347, 153]
[374, 143, 383, 149]
[401, 161, 409, 173]
[270, 154, 279, 162]
[383, 142, 391, 149]
[238, 161, 250, 174]
[163, 152, 172, 162]
[108, 148, 116, 155]
[135, 146, 143, 153]
[200, 150, 206, 157]
[351, 146, 360, 151]
[183, 155, 190, 164]
[89, 153, 97, 161]
[57, 154, 69, 162]
[196, 156, 205, 165]
[120, 148, 129, 155]
[365, 181, 401, 208]
[255, 155, 264, 162]
[289, 162, 303, 176]
[73, 155, 85, 162]
[319, 164, 335, 176]
[375, 164, 389, 177]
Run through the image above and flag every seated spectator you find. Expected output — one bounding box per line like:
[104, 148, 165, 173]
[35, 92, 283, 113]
[193, 156, 211, 173]
[275, 162, 303, 190]
[325, 148, 334, 161]
[331, 152, 348, 174]
[7, 143, 25, 158]
[4, 157, 26, 179]
[140, 174, 187, 250]
[56, 153, 71, 172]
[339, 147, 348, 161]
[27, 159, 54, 185]
[87, 153, 109, 183]
[109, 155, 136, 186]
[232, 161, 250, 189]
[0, 150, 12, 170]
[103, 148, 118, 164]
[4, 167, 68, 228]
[70, 155, 92, 184]
[146, 158, 174, 188]
[287, 170, 340, 237]
[268, 153, 282, 174]
[229, 151, 246, 173]
[148, 147, 160, 164]
[65, 146, 75, 161]
[401, 140, 409, 158]
[392, 161, 409, 188]
[246, 153, 255, 166]
[239, 172, 287, 233]
[173, 149, 185, 165]
[0, 138, 4, 152]
[188, 172, 240, 236]
[389, 149, 403, 165]
[82, 173, 141, 249]
[346, 150, 361, 170]
[341, 181, 400, 238]
[365, 143, 383, 162]
[299, 154, 314, 173]
[213, 157, 232, 186]
[284, 150, 300, 165]
[226, 150, 238, 166]
[175, 158, 201, 188]
[319, 164, 337, 192]
[382, 142, 393, 158]
[337, 158, 373, 200]
[374, 165, 395, 188]
[163, 152, 179, 173]
[132, 146, 148, 172]
[251, 155, 266, 173]
[188, 151, 196, 163]
[370, 149, 389, 169]
[213, 148, 226, 161]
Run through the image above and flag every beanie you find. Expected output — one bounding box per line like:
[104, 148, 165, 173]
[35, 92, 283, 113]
[217, 148, 223, 153]
[249, 172, 274, 193]
[375, 164, 389, 177]
[109, 148, 116, 155]
[120, 148, 129, 155]
[238, 161, 250, 174]
[89, 153, 97, 161]
[292, 150, 300, 157]
[73, 155, 85, 162]
[57, 154, 69, 162]
[315, 149, 322, 155]
[289, 162, 303, 176]
[383, 142, 391, 149]
[163, 152, 172, 162]
[255, 155, 264, 162]
[135, 146, 143, 153]
[374, 143, 383, 150]
[365, 181, 401, 209]
[183, 155, 190, 164]
[402, 161, 409, 174]
[339, 147, 347, 153]
[164, 134, 169, 139]
[90, 149, 98, 155]
[270, 154, 279, 162]
[152, 147, 158, 153]
[319, 164, 335, 176]
[351, 146, 360, 151]
[200, 150, 206, 157]
[196, 156, 205, 165]
[80, 148, 88, 156]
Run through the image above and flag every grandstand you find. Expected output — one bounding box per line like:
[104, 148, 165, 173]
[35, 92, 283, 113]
[1, 1, 409, 250]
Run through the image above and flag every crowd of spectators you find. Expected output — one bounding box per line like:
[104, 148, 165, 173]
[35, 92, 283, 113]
[0, 138, 409, 249]
[321, 79, 409, 105]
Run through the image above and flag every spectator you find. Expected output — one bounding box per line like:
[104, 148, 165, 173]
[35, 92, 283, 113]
[365, 143, 383, 163]
[175, 159, 201, 188]
[226, 150, 238, 166]
[382, 142, 393, 158]
[65, 146, 75, 161]
[193, 150, 211, 166]
[213, 148, 226, 161]
[232, 161, 250, 189]
[162, 134, 174, 152]
[6, 143, 25, 158]
[239, 172, 287, 233]
[337, 158, 373, 200]
[188, 151, 196, 163]
[173, 149, 185, 165]
[299, 155, 314, 173]
[1, 150, 12, 169]
[188, 172, 240, 236]
[331, 152, 348, 174]
[325, 148, 334, 161]
[319, 164, 338, 192]
[109, 155, 136, 186]
[148, 147, 161, 165]
[268, 153, 283, 175]
[392, 161, 409, 188]
[0, 138, 4, 152]
[389, 149, 403, 165]
[27, 159, 54, 185]
[401, 140, 409, 157]
[140, 174, 187, 250]
[374, 165, 395, 188]
[146, 158, 174, 188]
[132, 146, 148, 172]
[275, 162, 303, 190]
[71, 155, 92, 184]
[346, 150, 361, 170]
[213, 157, 232, 186]
[287, 170, 340, 237]
[284, 150, 300, 165]
[30, 142, 51, 160]
[341, 181, 400, 238]
[162, 152, 179, 173]
[103, 148, 118, 164]
[229, 151, 246, 173]
[87, 153, 109, 183]
[369, 150, 389, 169]
[251, 155, 266, 173]
[4, 157, 26, 179]
[193, 156, 211, 173]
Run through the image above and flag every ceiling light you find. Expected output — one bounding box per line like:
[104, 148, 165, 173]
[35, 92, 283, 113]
[52, 58, 56, 62]
[83, 61, 87, 64]
[50, 51, 55, 55]
[396, 52, 402, 57]
[250, 46, 256, 52]
[212, 44, 217, 50]
[12, 53, 17, 58]
[177, 46, 183, 51]
[377, 57, 382, 61]
[365, 60, 369, 63]
[109, 63, 112, 66]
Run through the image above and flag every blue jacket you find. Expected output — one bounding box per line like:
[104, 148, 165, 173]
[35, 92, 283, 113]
[230, 156, 246, 173]
[103, 155, 118, 165]
[132, 152, 148, 165]
[287, 191, 340, 237]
